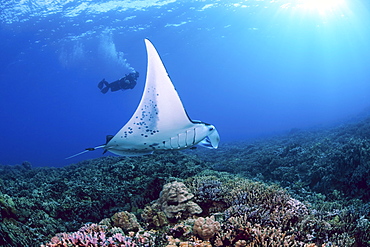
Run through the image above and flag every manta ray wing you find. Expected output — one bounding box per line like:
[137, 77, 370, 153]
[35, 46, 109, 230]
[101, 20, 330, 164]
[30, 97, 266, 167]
[105, 39, 218, 156]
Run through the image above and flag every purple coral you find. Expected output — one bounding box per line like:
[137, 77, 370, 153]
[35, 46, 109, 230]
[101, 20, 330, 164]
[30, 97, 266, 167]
[41, 223, 137, 247]
[196, 180, 224, 202]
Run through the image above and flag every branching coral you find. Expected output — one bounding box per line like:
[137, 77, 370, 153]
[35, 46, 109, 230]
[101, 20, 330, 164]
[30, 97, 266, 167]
[42, 222, 160, 247]
[41, 223, 136, 247]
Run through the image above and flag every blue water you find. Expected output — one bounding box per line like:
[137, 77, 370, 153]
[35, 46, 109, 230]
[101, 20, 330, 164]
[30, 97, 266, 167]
[1, 0, 370, 167]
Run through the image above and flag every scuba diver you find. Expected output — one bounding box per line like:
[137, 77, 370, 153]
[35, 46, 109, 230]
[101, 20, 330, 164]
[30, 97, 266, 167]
[98, 71, 139, 94]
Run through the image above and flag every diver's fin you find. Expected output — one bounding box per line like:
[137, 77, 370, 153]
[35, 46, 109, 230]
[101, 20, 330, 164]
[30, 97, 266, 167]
[98, 79, 109, 89]
[98, 79, 104, 89]
[99, 79, 110, 93]
[101, 87, 109, 94]
[65, 145, 105, 159]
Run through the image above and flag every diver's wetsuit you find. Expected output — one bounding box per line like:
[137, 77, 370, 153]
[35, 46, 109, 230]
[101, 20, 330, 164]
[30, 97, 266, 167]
[98, 71, 139, 94]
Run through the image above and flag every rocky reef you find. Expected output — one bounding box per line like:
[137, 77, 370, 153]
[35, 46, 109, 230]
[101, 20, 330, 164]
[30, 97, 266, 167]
[1, 116, 370, 246]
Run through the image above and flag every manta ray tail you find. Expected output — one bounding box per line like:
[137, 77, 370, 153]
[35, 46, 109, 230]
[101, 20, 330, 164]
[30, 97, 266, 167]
[65, 145, 105, 159]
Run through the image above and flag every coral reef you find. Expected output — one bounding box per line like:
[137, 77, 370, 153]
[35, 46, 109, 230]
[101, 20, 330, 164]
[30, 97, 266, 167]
[0, 152, 207, 246]
[197, 116, 370, 201]
[41, 178, 368, 246]
[185, 172, 365, 246]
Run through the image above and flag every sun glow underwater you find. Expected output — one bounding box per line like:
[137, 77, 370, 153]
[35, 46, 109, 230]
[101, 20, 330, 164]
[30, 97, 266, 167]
[280, 0, 349, 17]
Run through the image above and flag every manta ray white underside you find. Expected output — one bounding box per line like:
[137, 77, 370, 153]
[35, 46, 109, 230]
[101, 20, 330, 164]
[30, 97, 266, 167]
[67, 39, 219, 159]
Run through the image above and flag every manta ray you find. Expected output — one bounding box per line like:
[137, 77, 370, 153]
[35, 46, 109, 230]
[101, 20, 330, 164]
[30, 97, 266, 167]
[67, 39, 219, 159]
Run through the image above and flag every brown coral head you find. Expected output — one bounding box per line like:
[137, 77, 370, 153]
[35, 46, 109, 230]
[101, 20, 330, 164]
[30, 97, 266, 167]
[154, 181, 202, 220]
[164, 181, 194, 204]
[111, 211, 141, 232]
[193, 216, 221, 241]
